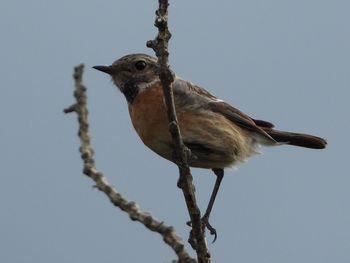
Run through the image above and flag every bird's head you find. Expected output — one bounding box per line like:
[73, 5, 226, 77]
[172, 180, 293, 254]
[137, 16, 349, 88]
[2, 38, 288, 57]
[93, 53, 160, 102]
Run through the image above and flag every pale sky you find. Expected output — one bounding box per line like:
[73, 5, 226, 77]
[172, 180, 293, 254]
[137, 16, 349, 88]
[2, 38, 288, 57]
[1, 1, 349, 262]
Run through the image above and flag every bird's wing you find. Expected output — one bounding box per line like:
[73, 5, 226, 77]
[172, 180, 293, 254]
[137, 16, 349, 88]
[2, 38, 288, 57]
[172, 77, 276, 143]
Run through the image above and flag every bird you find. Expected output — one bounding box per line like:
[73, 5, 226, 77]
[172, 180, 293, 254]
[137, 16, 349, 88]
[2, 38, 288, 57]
[93, 53, 327, 241]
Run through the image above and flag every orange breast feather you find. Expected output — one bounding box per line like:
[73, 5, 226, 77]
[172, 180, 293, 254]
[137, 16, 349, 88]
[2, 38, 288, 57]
[128, 84, 170, 145]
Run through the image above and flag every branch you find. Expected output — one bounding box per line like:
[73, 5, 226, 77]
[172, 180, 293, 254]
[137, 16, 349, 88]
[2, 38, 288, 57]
[64, 64, 195, 263]
[147, 1, 211, 262]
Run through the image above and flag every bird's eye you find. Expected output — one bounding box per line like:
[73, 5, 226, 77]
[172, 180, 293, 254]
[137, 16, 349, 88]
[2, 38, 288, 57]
[134, 60, 147, 71]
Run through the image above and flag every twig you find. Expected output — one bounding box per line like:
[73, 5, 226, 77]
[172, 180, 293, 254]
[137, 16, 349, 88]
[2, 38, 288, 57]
[146, 1, 211, 262]
[64, 64, 195, 263]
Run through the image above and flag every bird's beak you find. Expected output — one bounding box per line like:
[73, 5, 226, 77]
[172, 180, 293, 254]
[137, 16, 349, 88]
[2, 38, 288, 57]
[92, 65, 115, 75]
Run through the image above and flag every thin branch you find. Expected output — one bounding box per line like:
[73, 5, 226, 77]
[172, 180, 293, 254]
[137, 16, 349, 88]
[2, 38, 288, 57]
[146, 1, 211, 262]
[64, 64, 195, 263]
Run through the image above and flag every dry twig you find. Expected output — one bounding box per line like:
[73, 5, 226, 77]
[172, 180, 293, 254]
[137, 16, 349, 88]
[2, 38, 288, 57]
[147, 1, 211, 262]
[64, 64, 195, 263]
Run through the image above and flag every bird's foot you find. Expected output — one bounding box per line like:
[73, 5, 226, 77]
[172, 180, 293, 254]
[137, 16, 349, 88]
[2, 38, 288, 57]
[201, 215, 217, 243]
[186, 215, 218, 243]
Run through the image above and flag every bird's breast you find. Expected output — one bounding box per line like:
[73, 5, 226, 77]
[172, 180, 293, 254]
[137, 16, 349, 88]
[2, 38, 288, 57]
[128, 84, 170, 147]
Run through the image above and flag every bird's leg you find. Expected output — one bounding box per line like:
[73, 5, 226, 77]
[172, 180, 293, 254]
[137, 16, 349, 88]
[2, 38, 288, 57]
[201, 168, 224, 242]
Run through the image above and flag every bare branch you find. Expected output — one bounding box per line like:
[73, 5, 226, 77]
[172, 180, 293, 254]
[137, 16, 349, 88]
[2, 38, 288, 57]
[64, 64, 195, 263]
[147, 1, 211, 262]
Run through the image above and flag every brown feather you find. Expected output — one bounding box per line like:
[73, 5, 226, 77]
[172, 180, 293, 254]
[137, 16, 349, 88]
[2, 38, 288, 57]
[253, 119, 275, 128]
[207, 101, 277, 145]
[264, 129, 327, 149]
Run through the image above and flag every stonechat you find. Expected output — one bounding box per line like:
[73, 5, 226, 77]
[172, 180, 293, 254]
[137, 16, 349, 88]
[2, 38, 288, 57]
[93, 53, 327, 240]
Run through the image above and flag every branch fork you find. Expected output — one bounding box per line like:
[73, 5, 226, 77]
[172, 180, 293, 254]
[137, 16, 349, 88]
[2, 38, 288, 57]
[65, 65, 194, 263]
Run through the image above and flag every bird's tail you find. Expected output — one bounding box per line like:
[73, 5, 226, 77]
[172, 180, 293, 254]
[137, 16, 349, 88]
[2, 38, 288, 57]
[265, 129, 327, 149]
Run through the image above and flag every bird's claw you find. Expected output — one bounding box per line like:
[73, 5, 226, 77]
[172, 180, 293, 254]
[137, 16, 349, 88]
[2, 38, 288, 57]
[201, 216, 218, 243]
[186, 216, 218, 243]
